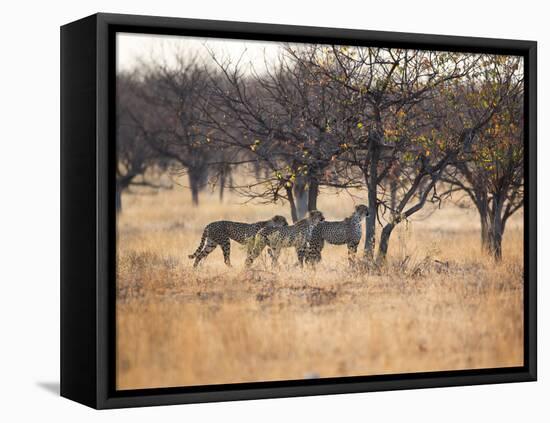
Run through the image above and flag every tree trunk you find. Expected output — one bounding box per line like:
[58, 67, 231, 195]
[308, 177, 319, 211]
[115, 177, 132, 213]
[473, 191, 490, 252]
[480, 210, 490, 252]
[219, 182, 225, 202]
[488, 195, 504, 261]
[390, 179, 397, 211]
[188, 166, 207, 207]
[219, 168, 226, 202]
[228, 172, 234, 195]
[286, 186, 298, 223]
[488, 227, 503, 261]
[190, 184, 199, 206]
[293, 176, 308, 220]
[376, 223, 395, 264]
[188, 170, 201, 207]
[115, 183, 122, 214]
[364, 144, 380, 260]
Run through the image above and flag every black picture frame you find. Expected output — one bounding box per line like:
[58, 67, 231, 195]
[60, 12, 537, 409]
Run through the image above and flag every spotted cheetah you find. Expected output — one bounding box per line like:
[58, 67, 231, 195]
[246, 210, 325, 268]
[189, 215, 288, 267]
[306, 204, 369, 266]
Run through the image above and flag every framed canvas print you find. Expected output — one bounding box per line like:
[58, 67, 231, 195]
[60, 13, 537, 409]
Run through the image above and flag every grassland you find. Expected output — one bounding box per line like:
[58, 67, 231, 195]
[116, 186, 524, 390]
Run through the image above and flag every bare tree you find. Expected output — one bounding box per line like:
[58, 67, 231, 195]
[201, 48, 351, 222]
[116, 72, 163, 212]
[443, 56, 524, 259]
[130, 55, 213, 206]
[293, 46, 480, 261]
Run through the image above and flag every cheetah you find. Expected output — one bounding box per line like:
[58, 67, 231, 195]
[246, 210, 325, 268]
[189, 215, 288, 267]
[306, 204, 369, 266]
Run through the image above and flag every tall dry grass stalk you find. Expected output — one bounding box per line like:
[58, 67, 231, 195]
[116, 186, 523, 389]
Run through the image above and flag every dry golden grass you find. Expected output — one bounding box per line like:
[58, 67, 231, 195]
[116, 185, 524, 390]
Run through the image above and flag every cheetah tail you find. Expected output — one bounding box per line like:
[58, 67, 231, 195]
[188, 230, 207, 259]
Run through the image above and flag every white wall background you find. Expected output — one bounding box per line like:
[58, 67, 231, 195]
[0, 1, 545, 421]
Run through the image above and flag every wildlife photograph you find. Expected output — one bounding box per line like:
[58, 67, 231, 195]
[115, 32, 525, 390]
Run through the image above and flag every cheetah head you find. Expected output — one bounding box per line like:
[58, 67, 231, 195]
[354, 204, 369, 217]
[307, 210, 325, 224]
[270, 215, 289, 227]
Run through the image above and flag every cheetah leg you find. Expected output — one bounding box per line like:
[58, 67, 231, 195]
[347, 242, 359, 266]
[193, 239, 217, 267]
[304, 245, 312, 265]
[306, 240, 322, 266]
[188, 230, 207, 259]
[221, 239, 231, 267]
[245, 237, 264, 267]
[296, 246, 306, 267]
[270, 247, 281, 267]
[317, 239, 325, 263]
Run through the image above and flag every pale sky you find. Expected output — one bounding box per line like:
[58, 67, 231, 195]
[116, 32, 285, 74]
[116, 33, 522, 80]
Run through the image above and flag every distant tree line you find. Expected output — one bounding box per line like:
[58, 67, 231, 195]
[117, 45, 524, 261]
